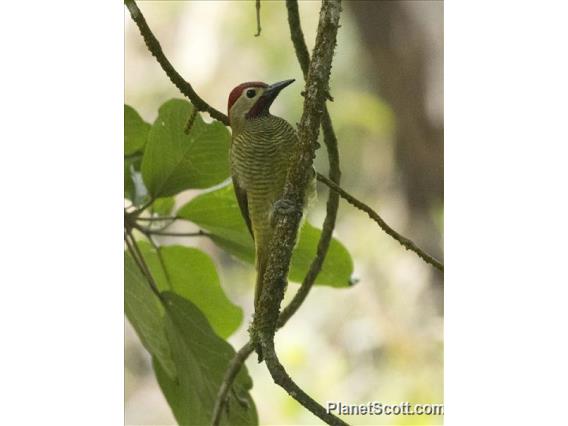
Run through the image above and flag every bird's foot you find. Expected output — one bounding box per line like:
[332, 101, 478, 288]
[273, 198, 297, 215]
[271, 198, 302, 226]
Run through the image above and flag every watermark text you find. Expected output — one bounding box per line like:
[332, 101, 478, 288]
[326, 401, 444, 416]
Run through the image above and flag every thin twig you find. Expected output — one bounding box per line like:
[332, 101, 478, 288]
[135, 216, 178, 222]
[211, 341, 255, 426]
[286, 0, 310, 76]
[125, 230, 162, 300]
[138, 227, 210, 238]
[254, 0, 261, 37]
[184, 107, 198, 135]
[316, 172, 444, 272]
[125, 0, 229, 125]
[128, 197, 155, 218]
[147, 236, 173, 291]
[287, 0, 333, 101]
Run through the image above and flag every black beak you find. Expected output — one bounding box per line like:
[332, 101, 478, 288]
[248, 79, 295, 118]
[260, 79, 295, 107]
[265, 79, 295, 96]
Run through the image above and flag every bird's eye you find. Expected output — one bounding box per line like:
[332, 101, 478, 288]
[246, 89, 256, 98]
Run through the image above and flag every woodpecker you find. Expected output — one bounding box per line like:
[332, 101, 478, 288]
[227, 79, 315, 310]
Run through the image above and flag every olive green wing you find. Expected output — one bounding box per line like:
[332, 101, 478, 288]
[232, 176, 254, 240]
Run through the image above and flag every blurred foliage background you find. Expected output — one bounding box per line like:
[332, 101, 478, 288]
[125, 1, 443, 425]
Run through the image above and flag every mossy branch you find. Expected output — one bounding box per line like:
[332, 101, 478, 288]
[278, 0, 342, 327]
[212, 0, 344, 419]
[250, 1, 347, 425]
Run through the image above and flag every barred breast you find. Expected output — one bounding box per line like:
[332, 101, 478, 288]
[231, 115, 298, 234]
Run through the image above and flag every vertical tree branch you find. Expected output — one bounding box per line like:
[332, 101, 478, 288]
[251, 1, 346, 424]
[286, 0, 311, 76]
[277, 110, 341, 325]
[212, 2, 345, 420]
[212, 0, 341, 426]
[253, 0, 342, 340]
[278, 0, 341, 326]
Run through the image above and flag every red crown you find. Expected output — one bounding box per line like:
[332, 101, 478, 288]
[227, 81, 268, 115]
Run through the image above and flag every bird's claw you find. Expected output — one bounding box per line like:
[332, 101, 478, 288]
[271, 198, 301, 226]
[274, 198, 300, 215]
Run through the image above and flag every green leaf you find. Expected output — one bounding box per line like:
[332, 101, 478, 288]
[153, 357, 190, 424]
[178, 184, 254, 261]
[159, 292, 258, 426]
[289, 222, 354, 286]
[141, 99, 231, 198]
[177, 184, 354, 287]
[151, 197, 176, 217]
[137, 241, 243, 339]
[124, 252, 176, 378]
[125, 105, 151, 155]
[126, 250, 256, 425]
[124, 160, 135, 201]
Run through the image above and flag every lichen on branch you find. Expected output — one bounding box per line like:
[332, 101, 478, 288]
[251, 1, 347, 425]
[253, 0, 342, 339]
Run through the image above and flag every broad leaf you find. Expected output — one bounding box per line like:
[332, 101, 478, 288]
[124, 252, 175, 378]
[153, 357, 190, 425]
[137, 242, 243, 339]
[125, 105, 150, 155]
[177, 184, 354, 287]
[179, 184, 254, 260]
[151, 197, 175, 217]
[124, 160, 135, 201]
[290, 222, 354, 286]
[160, 292, 258, 426]
[141, 99, 231, 198]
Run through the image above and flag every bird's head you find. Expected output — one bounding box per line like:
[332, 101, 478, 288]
[227, 79, 295, 133]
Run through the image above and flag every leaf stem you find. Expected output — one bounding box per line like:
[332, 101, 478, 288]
[138, 228, 210, 238]
[211, 341, 255, 426]
[147, 236, 173, 291]
[135, 216, 178, 222]
[124, 230, 162, 300]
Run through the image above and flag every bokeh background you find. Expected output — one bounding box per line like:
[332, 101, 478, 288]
[125, 1, 443, 425]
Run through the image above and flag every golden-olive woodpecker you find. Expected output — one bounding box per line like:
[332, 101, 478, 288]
[227, 79, 315, 309]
